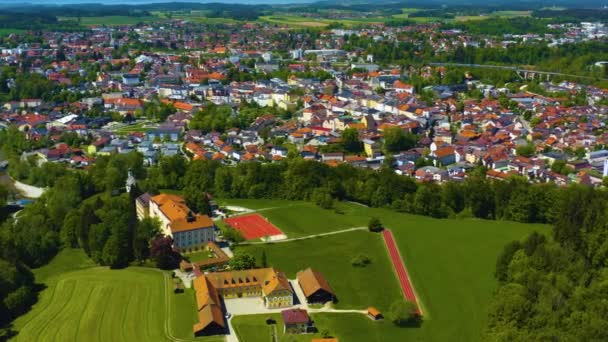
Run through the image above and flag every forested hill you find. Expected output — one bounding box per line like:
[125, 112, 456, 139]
[487, 185, 608, 341]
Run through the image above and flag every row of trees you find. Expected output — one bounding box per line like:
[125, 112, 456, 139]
[142, 156, 562, 225]
[486, 185, 608, 340]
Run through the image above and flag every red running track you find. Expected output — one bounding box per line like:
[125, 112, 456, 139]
[224, 213, 284, 240]
[382, 229, 421, 313]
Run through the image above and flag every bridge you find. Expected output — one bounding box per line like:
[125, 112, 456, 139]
[430, 63, 608, 81]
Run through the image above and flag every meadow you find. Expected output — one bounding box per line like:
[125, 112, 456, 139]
[10, 199, 549, 342]
[226, 199, 550, 341]
[10, 249, 222, 342]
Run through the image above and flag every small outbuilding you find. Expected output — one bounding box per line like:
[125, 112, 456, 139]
[367, 307, 383, 320]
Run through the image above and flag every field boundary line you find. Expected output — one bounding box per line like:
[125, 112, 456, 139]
[239, 227, 367, 245]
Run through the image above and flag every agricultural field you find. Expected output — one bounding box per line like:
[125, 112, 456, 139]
[0, 29, 25, 36]
[11, 249, 222, 342]
[58, 16, 160, 26]
[225, 199, 550, 341]
[259, 15, 388, 28]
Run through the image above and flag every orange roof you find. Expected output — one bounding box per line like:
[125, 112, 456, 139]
[174, 101, 194, 111]
[435, 146, 455, 158]
[171, 215, 214, 233]
[394, 80, 413, 89]
[151, 194, 214, 233]
[367, 307, 382, 317]
[348, 123, 366, 130]
[297, 268, 335, 298]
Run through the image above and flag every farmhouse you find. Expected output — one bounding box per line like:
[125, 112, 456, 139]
[192, 268, 294, 336]
[296, 268, 335, 304]
[139, 193, 215, 251]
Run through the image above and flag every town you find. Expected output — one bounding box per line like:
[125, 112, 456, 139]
[0, 18, 607, 187]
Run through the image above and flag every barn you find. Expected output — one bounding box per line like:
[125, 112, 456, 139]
[296, 268, 336, 304]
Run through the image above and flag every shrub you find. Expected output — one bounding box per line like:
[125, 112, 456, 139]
[368, 217, 384, 232]
[388, 300, 419, 326]
[351, 254, 371, 267]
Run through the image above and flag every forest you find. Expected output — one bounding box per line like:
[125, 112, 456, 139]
[487, 185, 608, 340]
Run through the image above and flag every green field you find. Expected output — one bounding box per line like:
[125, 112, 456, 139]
[226, 199, 550, 341]
[237, 229, 402, 311]
[58, 16, 160, 26]
[259, 15, 389, 28]
[0, 29, 26, 36]
[112, 122, 158, 136]
[11, 249, 222, 342]
[224, 200, 369, 237]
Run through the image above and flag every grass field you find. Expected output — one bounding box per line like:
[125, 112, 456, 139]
[11, 249, 222, 342]
[225, 199, 550, 341]
[237, 229, 402, 312]
[221, 200, 369, 237]
[111, 122, 158, 136]
[0, 29, 26, 36]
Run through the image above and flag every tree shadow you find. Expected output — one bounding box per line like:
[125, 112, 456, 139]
[392, 315, 423, 329]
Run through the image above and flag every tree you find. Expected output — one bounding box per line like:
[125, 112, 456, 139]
[516, 144, 536, 157]
[368, 217, 383, 232]
[0, 184, 7, 208]
[229, 251, 256, 270]
[383, 127, 417, 153]
[185, 189, 211, 215]
[222, 226, 245, 244]
[388, 300, 419, 326]
[341, 128, 363, 153]
[150, 236, 181, 270]
[261, 250, 268, 268]
[133, 217, 160, 263]
[414, 183, 446, 218]
[311, 187, 334, 209]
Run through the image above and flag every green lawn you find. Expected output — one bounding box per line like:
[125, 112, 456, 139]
[183, 250, 213, 263]
[11, 249, 222, 342]
[233, 313, 324, 342]
[226, 200, 549, 341]
[222, 200, 369, 237]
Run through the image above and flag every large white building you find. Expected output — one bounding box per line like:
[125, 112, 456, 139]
[140, 193, 215, 251]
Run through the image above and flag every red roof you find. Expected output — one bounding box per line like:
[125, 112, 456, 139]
[281, 309, 310, 324]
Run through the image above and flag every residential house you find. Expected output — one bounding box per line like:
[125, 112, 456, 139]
[282, 309, 313, 334]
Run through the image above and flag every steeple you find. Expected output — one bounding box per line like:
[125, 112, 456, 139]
[126, 169, 136, 193]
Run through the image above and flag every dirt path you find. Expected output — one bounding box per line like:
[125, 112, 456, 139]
[239, 227, 367, 245]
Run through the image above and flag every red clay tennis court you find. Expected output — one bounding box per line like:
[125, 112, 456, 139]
[224, 214, 284, 240]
